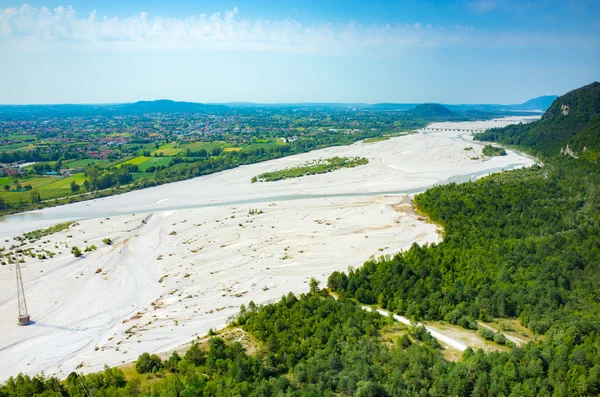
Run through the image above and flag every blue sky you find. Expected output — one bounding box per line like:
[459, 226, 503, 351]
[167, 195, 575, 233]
[0, 0, 599, 104]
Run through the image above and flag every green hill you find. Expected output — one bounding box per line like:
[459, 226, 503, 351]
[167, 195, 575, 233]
[476, 82, 600, 160]
[510, 95, 557, 111]
[405, 103, 455, 118]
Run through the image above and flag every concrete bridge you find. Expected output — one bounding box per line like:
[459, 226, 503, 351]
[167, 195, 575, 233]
[420, 127, 488, 133]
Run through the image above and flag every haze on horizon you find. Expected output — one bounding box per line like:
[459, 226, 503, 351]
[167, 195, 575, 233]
[1, 0, 599, 105]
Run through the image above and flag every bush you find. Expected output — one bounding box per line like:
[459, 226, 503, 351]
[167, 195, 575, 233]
[71, 246, 82, 257]
[135, 352, 162, 374]
[477, 327, 495, 341]
[102, 238, 112, 245]
[493, 332, 507, 345]
[399, 334, 412, 348]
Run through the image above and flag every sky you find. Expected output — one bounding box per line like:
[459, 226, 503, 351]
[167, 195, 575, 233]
[0, 0, 599, 104]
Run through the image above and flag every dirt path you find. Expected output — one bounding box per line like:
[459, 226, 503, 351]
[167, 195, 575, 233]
[361, 306, 469, 351]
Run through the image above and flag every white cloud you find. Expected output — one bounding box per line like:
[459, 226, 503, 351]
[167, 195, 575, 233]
[0, 5, 463, 54]
[0, 5, 596, 54]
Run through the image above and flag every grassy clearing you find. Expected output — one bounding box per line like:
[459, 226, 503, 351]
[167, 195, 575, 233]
[222, 147, 242, 152]
[0, 174, 87, 203]
[40, 174, 87, 198]
[242, 141, 287, 153]
[120, 156, 151, 167]
[152, 144, 183, 156]
[65, 159, 103, 168]
[426, 321, 511, 354]
[180, 141, 229, 152]
[0, 142, 35, 152]
[138, 157, 173, 171]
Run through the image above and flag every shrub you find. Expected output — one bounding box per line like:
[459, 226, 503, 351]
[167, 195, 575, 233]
[71, 246, 82, 257]
[493, 332, 507, 345]
[477, 327, 495, 341]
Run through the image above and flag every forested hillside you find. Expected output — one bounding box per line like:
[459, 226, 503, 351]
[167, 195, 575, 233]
[405, 103, 455, 118]
[477, 82, 600, 160]
[2, 289, 598, 396]
[2, 83, 600, 396]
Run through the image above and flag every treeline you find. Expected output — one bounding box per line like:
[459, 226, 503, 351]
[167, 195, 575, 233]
[252, 156, 368, 183]
[329, 158, 600, 334]
[2, 289, 599, 396]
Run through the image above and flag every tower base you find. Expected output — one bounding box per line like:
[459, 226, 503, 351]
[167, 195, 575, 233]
[18, 314, 30, 326]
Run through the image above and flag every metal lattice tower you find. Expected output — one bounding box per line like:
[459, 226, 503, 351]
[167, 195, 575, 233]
[16, 262, 30, 326]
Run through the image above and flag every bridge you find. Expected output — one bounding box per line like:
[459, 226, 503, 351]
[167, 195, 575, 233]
[419, 127, 488, 133]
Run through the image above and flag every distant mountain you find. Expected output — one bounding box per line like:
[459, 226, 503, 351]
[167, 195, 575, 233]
[121, 100, 229, 113]
[476, 82, 600, 159]
[405, 103, 455, 118]
[510, 95, 558, 111]
[0, 96, 557, 119]
[368, 103, 418, 111]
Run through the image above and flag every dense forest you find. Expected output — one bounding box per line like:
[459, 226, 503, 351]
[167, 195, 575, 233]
[2, 289, 598, 396]
[2, 83, 599, 396]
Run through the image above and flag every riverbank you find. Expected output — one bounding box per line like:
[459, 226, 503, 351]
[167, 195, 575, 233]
[0, 116, 538, 381]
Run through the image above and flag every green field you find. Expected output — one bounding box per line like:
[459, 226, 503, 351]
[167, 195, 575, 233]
[0, 142, 36, 152]
[243, 141, 286, 152]
[180, 141, 230, 152]
[119, 156, 151, 167]
[152, 143, 183, 156]
[138, 157, 173, 171]
[65, 159, 103, 168]
[0, 173, 88, 203]
[38, 174, 87, 198]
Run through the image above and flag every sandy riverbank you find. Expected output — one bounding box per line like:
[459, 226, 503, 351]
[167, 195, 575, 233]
[0, 117, 538, 380]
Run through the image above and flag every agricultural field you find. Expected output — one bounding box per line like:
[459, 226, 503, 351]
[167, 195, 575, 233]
[138, 157, 173, 171]
[120, 156, 151, 167]
[64, 159, 103, 168]
[180, 141, 231, 152]
[0, 142, 36, 152]
[0, 173, 86, 203]
[151, 143, 183, 156]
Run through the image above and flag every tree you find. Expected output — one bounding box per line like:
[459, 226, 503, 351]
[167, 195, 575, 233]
[3, 185, 9, 191]
[309, 278, 320, 294]
[135, 352, 162, 374]
[70, 181, 80, 193]
[29, 189, 41, 204]
[82, 179, 90, 192]
[184, 343, 206, 366]
[164, 351, 181, 373]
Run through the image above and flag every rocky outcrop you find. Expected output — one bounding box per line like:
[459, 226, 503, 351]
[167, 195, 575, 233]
[560, 144, 577, 158]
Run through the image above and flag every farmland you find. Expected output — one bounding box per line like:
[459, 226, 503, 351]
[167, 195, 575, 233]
[0, 103, 431, 213]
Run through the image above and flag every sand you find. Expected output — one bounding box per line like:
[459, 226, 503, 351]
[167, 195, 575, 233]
[0, 117, 538, 381]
